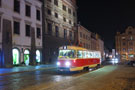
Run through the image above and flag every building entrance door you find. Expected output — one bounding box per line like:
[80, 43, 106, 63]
[24, 50, 30, 66]
[36, 50, 41, 63]
[12, 48, 20, 65]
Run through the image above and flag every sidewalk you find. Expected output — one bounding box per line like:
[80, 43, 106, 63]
[0, 64, 57, 76]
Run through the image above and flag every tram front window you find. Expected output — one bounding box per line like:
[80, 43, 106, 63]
[59, 50, 75, 58]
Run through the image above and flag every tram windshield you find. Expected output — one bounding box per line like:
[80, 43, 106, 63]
[59, 50, 75, 58]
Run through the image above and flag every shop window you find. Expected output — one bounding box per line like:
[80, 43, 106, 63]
[12, 48, 20, 65]
[24, 49, 30, 66]
[36, 50, 41, 63]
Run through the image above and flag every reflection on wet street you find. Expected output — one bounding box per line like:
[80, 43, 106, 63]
[0, 61, 115, 90]
[0, 68, 89, 90]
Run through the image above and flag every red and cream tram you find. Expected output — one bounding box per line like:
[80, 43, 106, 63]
[57, 46, 101, 71]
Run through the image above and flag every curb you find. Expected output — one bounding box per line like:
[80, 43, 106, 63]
[0, 67, 57, 76]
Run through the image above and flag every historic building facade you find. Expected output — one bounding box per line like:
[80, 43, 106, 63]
[96, 34, 104, 61]
[43, 0, 77, 64]
[0, 0, 42, 67]
[78, 24, 91, 49]
[116, 26, 135, 61]
[77, 24, 104, 61]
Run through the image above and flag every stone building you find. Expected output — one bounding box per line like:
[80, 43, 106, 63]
[96, 34, 104, 61]
[78, 24, 91, 49]
[77, 24, 104, 61]
[91, 33, 97, 50]
[0, 0, 42, 67]
[116, 26, 135, 61]
[42, 0, 77, 64]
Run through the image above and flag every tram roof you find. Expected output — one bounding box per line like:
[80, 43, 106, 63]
[59, 46, 101, 53]
[59, 46, 94, 51]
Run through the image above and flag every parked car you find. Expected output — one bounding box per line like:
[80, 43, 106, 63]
[127, 60, 135, 67]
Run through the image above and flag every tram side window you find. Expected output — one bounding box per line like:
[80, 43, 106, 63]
[83, 51, 87, 58]
[93, 52, 96, 58]
[87, 51, 91, 58]
[77, 51, 83, 58]
[86, 51, 89, 58]
[89, 52, 93, 58]
[95, 53, 99, 58]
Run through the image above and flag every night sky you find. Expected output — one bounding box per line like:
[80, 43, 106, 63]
[77, 0, 135, 49]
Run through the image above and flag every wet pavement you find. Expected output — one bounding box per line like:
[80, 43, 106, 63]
[0, 64, 56, 75]
[0, 61, 121, 90]
[0, 68, 78, 90]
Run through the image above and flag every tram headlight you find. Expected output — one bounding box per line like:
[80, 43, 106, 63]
[65, 61, 71, 67]
[57, 62, 60, 66]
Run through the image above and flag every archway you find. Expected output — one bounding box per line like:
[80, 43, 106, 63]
[24, 49, 30, 66]
[12, 48, 20, 65]
[36, 50, 41, 63]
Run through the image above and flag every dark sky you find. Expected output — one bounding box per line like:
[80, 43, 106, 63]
[77, 0, 135, 49]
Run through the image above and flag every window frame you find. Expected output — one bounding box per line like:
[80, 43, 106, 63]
[25, 4, 31, 17]
[13, 20, 20, 35]
[14, 0, 20, 13]
[25, 24, 31, 37]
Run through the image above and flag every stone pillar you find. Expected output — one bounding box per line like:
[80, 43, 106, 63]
[30, 27, 36, 65]
[2, 19, 13, 67]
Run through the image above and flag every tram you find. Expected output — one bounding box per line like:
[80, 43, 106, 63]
[57, 46, 101, 71]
